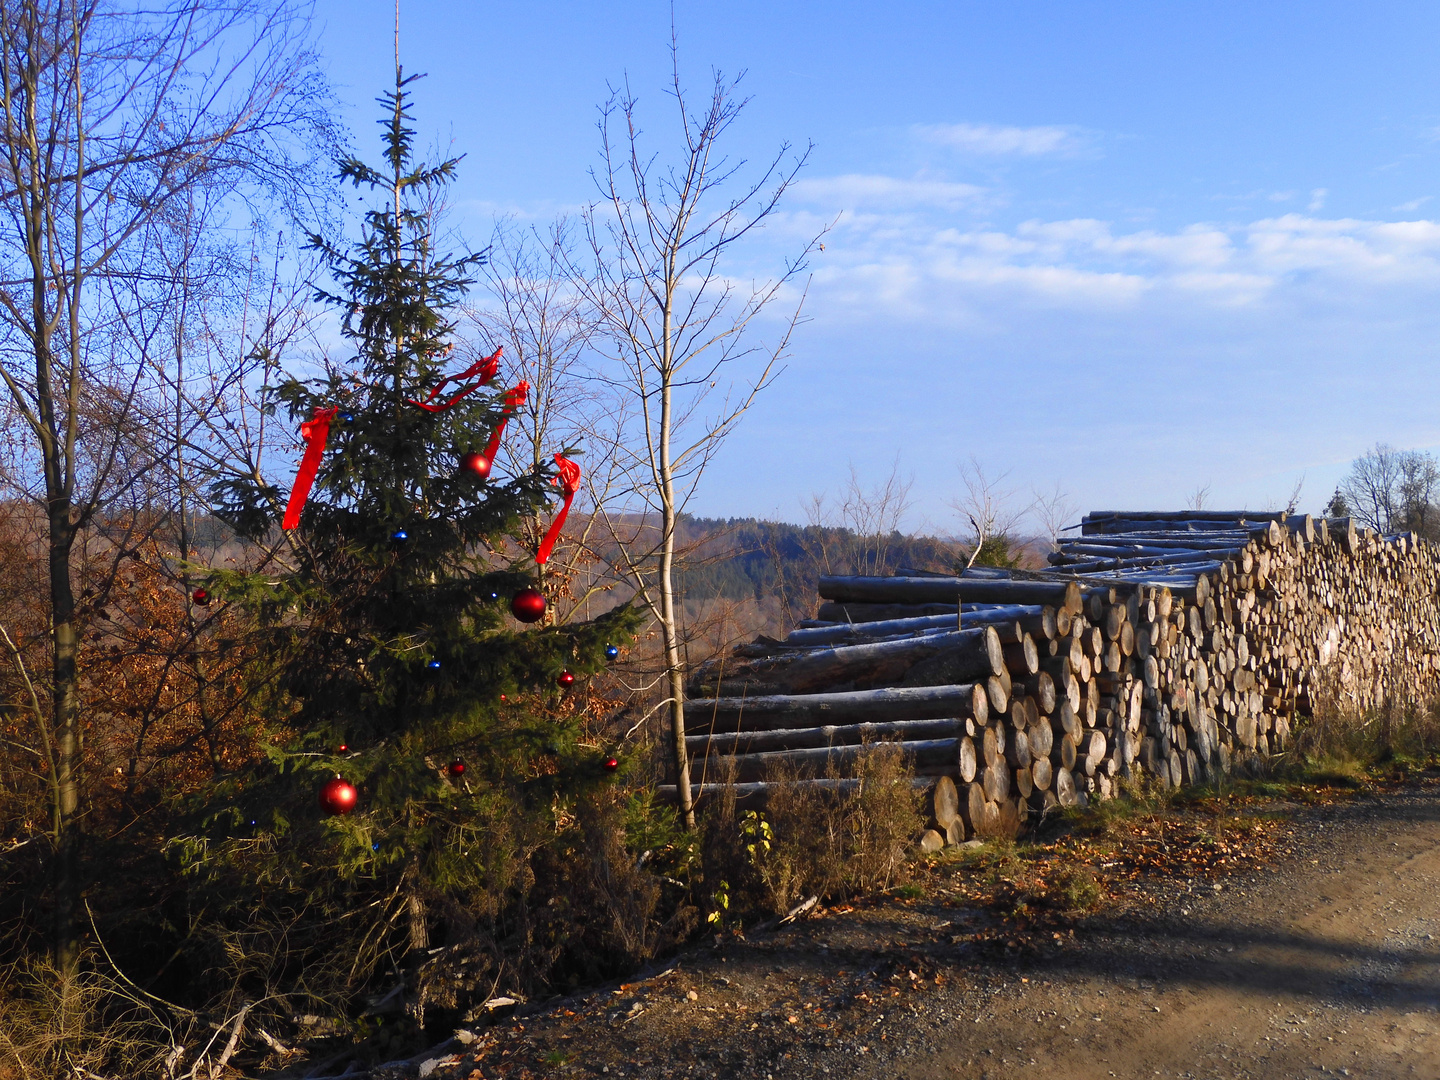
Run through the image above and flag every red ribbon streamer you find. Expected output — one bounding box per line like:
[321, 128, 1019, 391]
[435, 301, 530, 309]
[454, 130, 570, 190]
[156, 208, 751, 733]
[536, 454, 582, 566]
[406, 346, 503, 413]
[482, 381, 530, 461]
[282, 407, 338, 530]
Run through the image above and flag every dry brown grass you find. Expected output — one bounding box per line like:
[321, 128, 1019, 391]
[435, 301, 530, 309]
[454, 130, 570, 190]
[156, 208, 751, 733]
[701, 742, 924, 918]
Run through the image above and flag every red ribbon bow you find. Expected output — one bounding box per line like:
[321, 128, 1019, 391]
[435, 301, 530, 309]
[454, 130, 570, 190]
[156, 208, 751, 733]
[481, 381, 530, 461]
[282, 407, 338, 530]
[406, 346, 503, 413]
[536, 454, 582, 566]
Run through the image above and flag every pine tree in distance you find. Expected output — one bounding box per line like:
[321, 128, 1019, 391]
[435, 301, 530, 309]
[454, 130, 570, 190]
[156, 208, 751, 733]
[205, 67, 638, 1020]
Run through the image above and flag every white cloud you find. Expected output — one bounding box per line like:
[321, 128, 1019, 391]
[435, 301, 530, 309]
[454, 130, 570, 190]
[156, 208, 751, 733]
[793, 197, 1440, 321]
[914, 122, 1085, 157]
[1308, 188, 1328, 211]
[1395, 196, 1432, 212]
[789, 174, 986, 211]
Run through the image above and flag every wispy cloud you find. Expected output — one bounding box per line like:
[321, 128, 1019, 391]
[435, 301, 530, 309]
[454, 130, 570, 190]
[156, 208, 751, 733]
[1308, 188, 1328, 212]
[913, 122, 1085, 157]
[1395, 196, 1432, 212]
[789, 174, 986, 211]
[790, 200, 1440, 322]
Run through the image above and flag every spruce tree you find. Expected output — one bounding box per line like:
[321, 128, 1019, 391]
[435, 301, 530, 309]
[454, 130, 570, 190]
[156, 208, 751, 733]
[201, 70, 637, 1025]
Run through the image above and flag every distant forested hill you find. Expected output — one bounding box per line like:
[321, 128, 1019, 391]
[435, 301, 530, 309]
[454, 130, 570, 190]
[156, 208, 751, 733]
[671, 515, 963, 617]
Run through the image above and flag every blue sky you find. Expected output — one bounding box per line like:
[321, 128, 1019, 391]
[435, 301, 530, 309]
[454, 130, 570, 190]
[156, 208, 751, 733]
[309, 1, 1440, 532]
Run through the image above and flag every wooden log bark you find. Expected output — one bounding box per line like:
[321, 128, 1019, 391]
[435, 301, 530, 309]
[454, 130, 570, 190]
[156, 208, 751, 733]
[686, 683, 990, 735]
[815, 601, 958, 623]
[692, 738, 961, 785]
[961, 781, 987, 830]
[788, 605, 1046, 647]
[657, 776, 935, 808]
[689, 625, 1003, 697]
[1003, 634, 1039, 676]
[818, 575, 1081, 608]
[685, 717, 965, 756]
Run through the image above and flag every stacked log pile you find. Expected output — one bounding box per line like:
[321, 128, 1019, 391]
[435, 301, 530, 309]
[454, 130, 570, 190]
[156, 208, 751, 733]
[676, 510, 1440, 842]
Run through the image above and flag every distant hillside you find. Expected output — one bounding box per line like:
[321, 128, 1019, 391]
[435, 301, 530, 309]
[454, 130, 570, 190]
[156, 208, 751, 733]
[671, 515, 964, 622]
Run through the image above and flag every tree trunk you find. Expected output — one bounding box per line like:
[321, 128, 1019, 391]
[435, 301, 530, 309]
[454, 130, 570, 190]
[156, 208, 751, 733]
[49, 507, 80, 980]
[659, 287, 694, 829]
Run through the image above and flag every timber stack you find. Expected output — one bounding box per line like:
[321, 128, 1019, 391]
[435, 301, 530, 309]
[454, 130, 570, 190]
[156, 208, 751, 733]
[674, 510, 1440, 844]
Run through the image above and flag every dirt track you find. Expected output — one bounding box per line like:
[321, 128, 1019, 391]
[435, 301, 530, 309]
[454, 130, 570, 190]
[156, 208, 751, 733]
[431, 779, 1440, 1080]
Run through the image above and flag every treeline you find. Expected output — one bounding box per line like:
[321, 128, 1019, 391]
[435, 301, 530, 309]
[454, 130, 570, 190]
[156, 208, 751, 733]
[673, 515, 964, 606]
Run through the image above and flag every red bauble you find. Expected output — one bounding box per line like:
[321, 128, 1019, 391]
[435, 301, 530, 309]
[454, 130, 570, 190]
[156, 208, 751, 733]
[511, 588, 546, 623]
[319, 775, 358, 816]
[448, 760, 466, 777]
[337, 743, 348, 753]
[558, 670, 575, 688]
[191, 588, 210, 606]
[603, 757, 619, 772]
[460, 451, 492, 479]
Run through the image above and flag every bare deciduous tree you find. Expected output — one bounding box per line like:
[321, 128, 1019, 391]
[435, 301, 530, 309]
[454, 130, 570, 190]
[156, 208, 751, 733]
[1030, 482, 1078, 552]
[802, 460, 915, 577]
[1340, 443, 1440, 537]
[951, 458, 1024, 568]
[0, 0, 331, 979]
[465, 216, 631, 621]
[577, 56, 820, 828]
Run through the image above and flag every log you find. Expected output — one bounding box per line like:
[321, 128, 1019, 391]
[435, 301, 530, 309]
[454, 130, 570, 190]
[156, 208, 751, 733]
[1013, 764, 1034, 800]
[961, 781, 986, 830]
[1054, 732, 1078, 771]
[815, 601, 957, 623]
[692, 738, 960, 785]
[1084, 730, 1108, 771]
[1027, 715, 1054, 758]
[982, 726, 1000, 768]
[982, 763, 1010, 803]
[1031, 756, 1053, 792]
[1026, 671, 1057, 714]
[686, 683, 990, 735]
[932, 776, 960, 830]
[787, 604, 1046, 647]
[1054, 767, 1079, 808]
[689, 625, 1003, 697]
[986, 674, 1010, 715]
[657, 776, 934, 808]
[685, 717, 964, 756]
[818, 575, 1081, 608]
[1002, 634, 1039, 676]
[959, 735, 977, 782]
[1006, 722, 1033, 770]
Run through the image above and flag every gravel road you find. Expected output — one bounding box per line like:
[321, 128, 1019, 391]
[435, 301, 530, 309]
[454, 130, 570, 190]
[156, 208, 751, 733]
[432, 779, 1440, 1080]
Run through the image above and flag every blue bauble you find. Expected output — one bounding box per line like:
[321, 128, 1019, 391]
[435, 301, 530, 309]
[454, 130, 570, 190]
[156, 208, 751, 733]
[605, 644, 620, 660]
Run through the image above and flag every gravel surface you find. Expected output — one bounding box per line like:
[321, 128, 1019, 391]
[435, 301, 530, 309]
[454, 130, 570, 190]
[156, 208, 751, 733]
[416, 775, 1440, 1080]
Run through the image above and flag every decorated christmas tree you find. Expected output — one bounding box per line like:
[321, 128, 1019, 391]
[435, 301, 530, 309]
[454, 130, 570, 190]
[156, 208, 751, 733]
[199, 69, 638, 1029]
